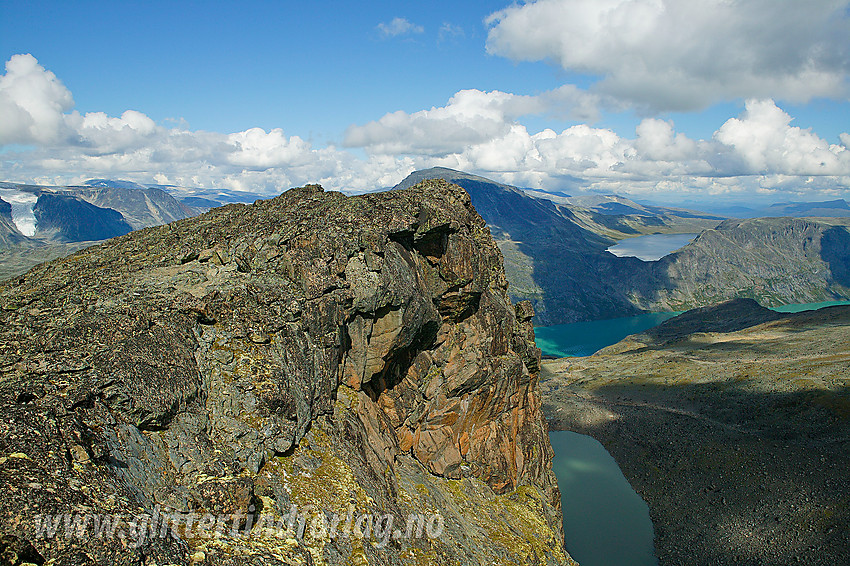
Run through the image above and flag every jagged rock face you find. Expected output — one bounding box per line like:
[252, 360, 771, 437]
[0, 197, 11, 222]
[0, 180, 572, 565]
[0, 197, 30, 247]
[71, 186, 197, 230]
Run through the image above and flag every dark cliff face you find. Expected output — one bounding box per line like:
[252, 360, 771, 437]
[0, 181, 573, 565]
[395, 167, 645, 324]
[71, 186, 197, 230]
[32, 193, 133, 243]
[0, 197, 11, 222]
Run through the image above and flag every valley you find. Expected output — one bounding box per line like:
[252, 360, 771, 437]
[0, 180, 575, 565]
[541, 299, 850, 565]
[395, 168, 850, 324]
[0, 181, 203, 279]
[6, 170, 850, 329]
[3, 173, 850, 565]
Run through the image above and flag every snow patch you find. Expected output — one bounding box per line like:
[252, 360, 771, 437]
[0, 189, 38, 236]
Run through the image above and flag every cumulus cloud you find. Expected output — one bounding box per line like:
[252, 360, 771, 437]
[438, 22, 465, 42]
[377, 17, 424, 38]
[343, 86, 605, 155]
[0, 53, 74, 145]
[634, 118, 698, 162]
[2, 54, 850, 202]
[0, 55, 417, 193]
[345, 87, 850, 200]
[343, 89, 545, 156]
[485, 0, 850, 111]
[714, 99, 850, 175]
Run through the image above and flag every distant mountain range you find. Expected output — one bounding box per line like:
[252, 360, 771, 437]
[694, 198, 850, 218]
[0, 180, 202, 279]
[32, 193, 133, 242]
[77, 179, 267, 211]
[394, 168, 850, 323]
[3, 172, 850, 323]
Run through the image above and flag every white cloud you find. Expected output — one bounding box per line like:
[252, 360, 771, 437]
[377, 17, 424, 38]
[345, 87, 850, 200]
[226, 128, 314, 169]
[0, 54, 74, 145]
[485, 0, 850, 111]
[438, 22, 465, 42]
[343, 87, 604, 156]
[634, 118, 698, 162]
[714, 99, 850, 175]
[66, 110, 159, 155]
[343, 89, 544, 156]
[0, 55, 403, 194]
[2, 55, 850, 203]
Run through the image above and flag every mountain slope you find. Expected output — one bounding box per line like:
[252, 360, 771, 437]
[76, 183, 199, 229]
[0, 197, 31, 248]
[628, 217, 850, 311]
[0, 182, 202, 280]
[32, 193, 134, 242]
[396, 169, 850, 324]
[395, 168, 647, 323]
[761, 199, 850, 217]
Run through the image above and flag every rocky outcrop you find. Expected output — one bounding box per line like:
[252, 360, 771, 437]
[0, 180, 573, 565]
[394, 168, 652, 324]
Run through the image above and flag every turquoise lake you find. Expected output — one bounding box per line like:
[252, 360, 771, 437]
[550, 431, 657, 566]
[535, 300, 850, 359]
[535, 311, 681, 358]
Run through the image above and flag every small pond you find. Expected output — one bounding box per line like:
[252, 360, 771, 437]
[550, 431, 658, 566]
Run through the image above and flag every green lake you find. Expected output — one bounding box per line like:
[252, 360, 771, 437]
[535, 300, 850, 359]
[550, 431, 657, 566]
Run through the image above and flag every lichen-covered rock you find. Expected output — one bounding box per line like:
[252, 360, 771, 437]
[0, 180, 574, 565]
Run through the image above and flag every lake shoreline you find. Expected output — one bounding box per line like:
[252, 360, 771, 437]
[535, 300, 850, 358]
[540, 303, 850, 565]
[550, 430, 657, 566]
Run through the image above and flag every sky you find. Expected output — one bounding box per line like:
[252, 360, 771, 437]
[1, 0, 850, 206]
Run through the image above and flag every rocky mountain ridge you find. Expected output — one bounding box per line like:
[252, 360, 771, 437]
[8, 170, 850, 326]
[625, 217, 850, 312]
[0, 180, 574, 565]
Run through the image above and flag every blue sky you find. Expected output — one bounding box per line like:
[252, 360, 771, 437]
[2, 0, 850, 205]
